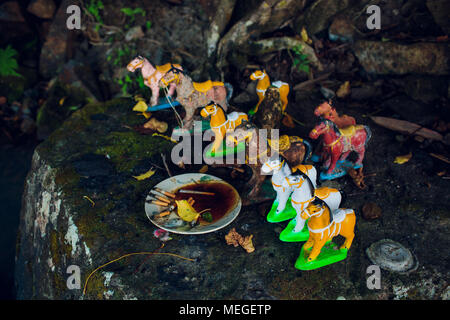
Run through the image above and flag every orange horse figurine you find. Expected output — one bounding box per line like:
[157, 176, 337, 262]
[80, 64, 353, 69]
[299, 198, 356, 264]
[314, 101, 355, 128]
[249, 70, 289, 115]
[200, 102, 248, 154]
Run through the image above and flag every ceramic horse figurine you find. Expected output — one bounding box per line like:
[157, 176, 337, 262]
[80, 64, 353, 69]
[127, 56, 182, 107]
[314, 100, 355, 128]
[225, 122, 275, 201]
[261, 156, 317, 219]
[280, 170, 342, 242]
[298, 198, 355, 264]
[200, 102, 248, 155]
[160, 65, 233, 130]
[309, 119, 371, 180]
[249, 70, 289, 115]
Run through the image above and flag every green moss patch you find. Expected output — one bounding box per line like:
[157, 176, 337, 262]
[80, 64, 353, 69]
[96, 131, 173, 173]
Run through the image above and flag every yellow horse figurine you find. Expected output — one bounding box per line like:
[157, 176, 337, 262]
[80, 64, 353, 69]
[249, 70, 289, 115]
[300, 198, 356, 263]
[200, 102, 248, 154]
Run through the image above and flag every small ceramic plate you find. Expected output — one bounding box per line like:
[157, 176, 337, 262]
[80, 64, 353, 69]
[145, 173, 241, 234]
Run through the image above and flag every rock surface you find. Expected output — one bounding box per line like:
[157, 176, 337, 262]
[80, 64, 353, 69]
[0, 1, 25, 22]
[39, 0, 79, 78]
[16, 99, 450, 300]
[353, 41, 450, 75]
[426, 0, 450, 35]
[27, 0, 56, 19]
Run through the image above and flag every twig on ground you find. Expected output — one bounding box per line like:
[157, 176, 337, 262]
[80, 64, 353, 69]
[161, 153, 172, 177]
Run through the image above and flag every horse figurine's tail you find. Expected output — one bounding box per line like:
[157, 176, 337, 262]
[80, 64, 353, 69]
[224, 82, 233, 102]
[363, 125, 372, 147]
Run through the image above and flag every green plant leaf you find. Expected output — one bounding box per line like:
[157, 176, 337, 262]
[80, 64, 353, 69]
[120, 8, 134, 16]
[0, 45, 22, 77]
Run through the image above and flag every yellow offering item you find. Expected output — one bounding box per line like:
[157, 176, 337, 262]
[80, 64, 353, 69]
[175, 200, 200, 222]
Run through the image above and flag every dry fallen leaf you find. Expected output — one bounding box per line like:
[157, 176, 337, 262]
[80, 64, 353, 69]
[199, 165, 208, 173]
[301, 27, 313, 45]
[132, 168, 156, 180]
[394, 152, 412, 164]
[225, 228, 255, 253]
[437, 170, 446, 177]
[336, 81, 351, 98]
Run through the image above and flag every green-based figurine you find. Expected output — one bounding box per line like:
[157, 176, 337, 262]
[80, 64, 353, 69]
[295, 198, 356, 270]
[200, 102, 248, 158]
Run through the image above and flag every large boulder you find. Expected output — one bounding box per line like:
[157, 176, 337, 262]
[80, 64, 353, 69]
[15, 99, 450, 300]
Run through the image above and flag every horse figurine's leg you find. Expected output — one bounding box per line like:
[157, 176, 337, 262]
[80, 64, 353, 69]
[253, 97, 263, 114]
[276, 188, 291, 214]
[211, 129, 224, 153]
[167, 82, 177, 98]
[293, 214, 306, 233]
[340, 211, 356, 250]
[303, 238, 314, 251]
[339, 150, 352, 162]
[150, 81, 160, 106]
[308, 238, 328, 261]
[326, 151, 340, 174]
[279, 85, 289, 113]
[354, 146, 365, 168]
[182, 105, 196, 129]
[341, 232, 355, 250]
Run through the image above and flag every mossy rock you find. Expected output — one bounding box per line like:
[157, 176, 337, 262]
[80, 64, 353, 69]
[36, 81, 95, 139]
[0, 74, 26, 102]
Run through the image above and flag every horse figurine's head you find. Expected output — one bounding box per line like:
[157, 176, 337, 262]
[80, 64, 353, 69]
[161, 64, 184, 87]
[127, 55, 145, 72]
[200, 101, 220, 118]
[261, 154, 285, 175]
[309, 119, 340, 140]
[250, 70, 267, 81]
[301, 198, 328, 220]
[314, 100, 335, 118]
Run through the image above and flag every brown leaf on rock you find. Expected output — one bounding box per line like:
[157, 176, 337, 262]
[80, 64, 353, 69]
[225, 228, 255, 253]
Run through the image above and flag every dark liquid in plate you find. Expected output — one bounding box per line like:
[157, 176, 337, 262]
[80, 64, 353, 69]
[174, 181, 238, 224]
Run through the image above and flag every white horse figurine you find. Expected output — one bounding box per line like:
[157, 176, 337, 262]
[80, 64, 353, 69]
[284, 172, 341, 234]
[261, 156, 317, 216]
[127, 56, 182, 106]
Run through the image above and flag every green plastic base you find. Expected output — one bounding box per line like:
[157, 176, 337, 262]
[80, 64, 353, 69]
[295, 242, 348, 270]
[279, 218, 309, 242]
[204, 141, 246, 158]
[267, 198, 297, 223]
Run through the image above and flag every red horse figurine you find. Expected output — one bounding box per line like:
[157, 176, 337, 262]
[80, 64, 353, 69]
[309, 119, 371, 178]
[314, 101, 355, 128]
